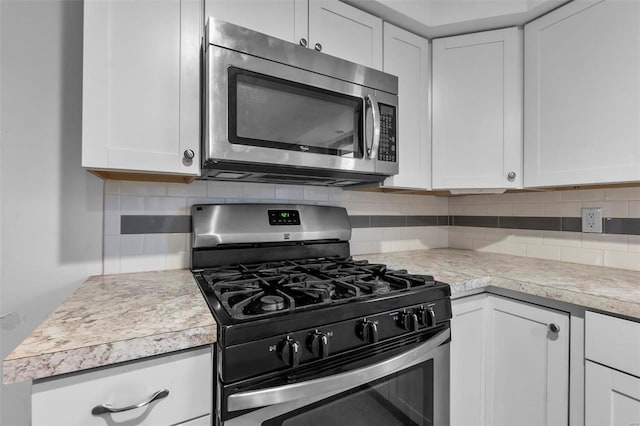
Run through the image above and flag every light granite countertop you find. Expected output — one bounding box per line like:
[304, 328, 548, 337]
[2, 270, 216, 384]
[357, 249, 640, 318]
[5, 248, 640, 385]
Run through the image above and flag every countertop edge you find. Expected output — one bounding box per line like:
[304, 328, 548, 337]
[2, 325, 216, 384]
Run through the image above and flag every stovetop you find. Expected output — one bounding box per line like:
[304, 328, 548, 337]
[198, 257, 437, 321]
[191, 204, 451, 350]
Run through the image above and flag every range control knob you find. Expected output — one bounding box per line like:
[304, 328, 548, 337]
[399, 312, 419, 332]
[418, 307, 436, 328]
[308, 330, 331, 358]
[278, 336, 302, 367]
[357, 319, 379, 344]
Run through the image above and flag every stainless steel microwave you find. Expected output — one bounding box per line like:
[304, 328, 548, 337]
[202, 17, 399, 186]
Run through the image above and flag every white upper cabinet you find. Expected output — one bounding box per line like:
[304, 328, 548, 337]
[205, 0, 308, 45]
[432, 28, 523, 190]
[308, 1, 382, 69]
[82, 0, 201, 178]
[205, 0, 382, 69]
[382, 23, 431, 190]
[524, 0, 640, 188]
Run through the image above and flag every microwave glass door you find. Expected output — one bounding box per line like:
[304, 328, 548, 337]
[262, 360, 435, 426]
[228, 67, 364, 159]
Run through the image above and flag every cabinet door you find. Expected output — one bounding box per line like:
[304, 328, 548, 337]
[485, 296, 569, 426]
[82, 0, 201, 176]
[382, 23, 431, 190]
[524, 0, 640, 187]
[432, 28, 523, 190]
[586, 360, 640, 426]
[204, 0, 308, 44]
[451, 294, 488, 426]
[308, 0, 383, 69]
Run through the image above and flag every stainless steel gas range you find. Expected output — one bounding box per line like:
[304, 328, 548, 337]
[191, 204, 451, 426]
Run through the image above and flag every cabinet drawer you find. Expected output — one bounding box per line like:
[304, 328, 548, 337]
[586, 311, 640, 376]
[32, 347, 212, 426]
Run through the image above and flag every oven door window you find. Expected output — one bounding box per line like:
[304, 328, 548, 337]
[228, 67, 364, 158]
[262, 360, 434, 426]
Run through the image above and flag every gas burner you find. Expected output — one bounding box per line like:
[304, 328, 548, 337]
[259, 295, 285, 312]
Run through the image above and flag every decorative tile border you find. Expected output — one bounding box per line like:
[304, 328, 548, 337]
[604, 218, 640, 235]
[121, 215, 191, 234]
[120, 214, 640, 236]
[451, 215, 640, 235]
[120, 215, 447, 234]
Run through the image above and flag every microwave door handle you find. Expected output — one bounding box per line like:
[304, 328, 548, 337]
[226, 328, 450, 412]
[366, 94, 381, 160]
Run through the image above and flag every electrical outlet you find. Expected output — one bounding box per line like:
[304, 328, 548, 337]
[582, 207, 603, 233]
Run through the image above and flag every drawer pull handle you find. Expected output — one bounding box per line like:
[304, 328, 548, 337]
[91, 389, 169, 416]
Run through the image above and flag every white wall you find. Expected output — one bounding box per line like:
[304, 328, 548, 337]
[0, 1, 104, 424]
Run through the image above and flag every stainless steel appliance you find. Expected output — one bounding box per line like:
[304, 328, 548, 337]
[191, 204, 451, 426]
[202, 18, 399, 186]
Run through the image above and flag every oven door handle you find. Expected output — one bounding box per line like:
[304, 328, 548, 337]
[227, 328, 450, 412]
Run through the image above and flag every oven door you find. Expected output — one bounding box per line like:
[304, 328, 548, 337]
[220, 328, 450, 426]
[206, 45, 398, 177]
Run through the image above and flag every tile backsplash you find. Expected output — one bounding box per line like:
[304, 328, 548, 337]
[103, 181, 449, 274]
[103, 182, 640, 274]
[449, 187, 640, 270]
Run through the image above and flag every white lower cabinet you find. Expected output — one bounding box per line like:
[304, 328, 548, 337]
[32, 347, 212, 426]
[586, 361, 640, 426]
[179, 415, 212, 425]
[585, 311, 640, 426]
[451, 293, 488, 426]
[451, 294, 569, 426]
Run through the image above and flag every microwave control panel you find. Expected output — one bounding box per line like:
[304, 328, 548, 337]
[378, 104, 396, 162]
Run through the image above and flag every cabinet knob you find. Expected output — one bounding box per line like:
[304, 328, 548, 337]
[299, 38, 308, 48]
[507, 171, 516, 181]
[548, 323, 561, 334]
[314, 42, 322, 52]
[183, 149, 195, 160]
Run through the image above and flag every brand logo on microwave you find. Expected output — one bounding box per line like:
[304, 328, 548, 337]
[299, 146, 310, 152]
[283, 233, 291, 240]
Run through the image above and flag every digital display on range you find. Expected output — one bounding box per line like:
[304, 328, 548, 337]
[268, 210, 301, 225]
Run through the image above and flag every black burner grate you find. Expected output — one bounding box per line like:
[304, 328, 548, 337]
[200, 257, 435, 320]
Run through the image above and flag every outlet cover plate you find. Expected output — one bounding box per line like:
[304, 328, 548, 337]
[582, 207, 603, 233]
